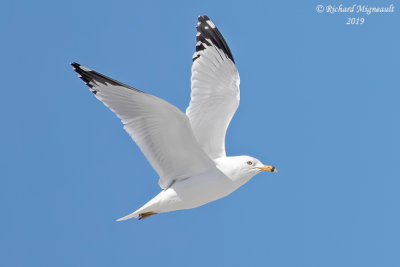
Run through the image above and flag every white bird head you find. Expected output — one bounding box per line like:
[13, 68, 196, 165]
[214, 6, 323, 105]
[215, 155, 277, 182]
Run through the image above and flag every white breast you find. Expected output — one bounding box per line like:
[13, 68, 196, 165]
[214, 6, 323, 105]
[154, 169, 237, 213]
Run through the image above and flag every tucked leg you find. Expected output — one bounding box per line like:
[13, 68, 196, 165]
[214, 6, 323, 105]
[138, 212, 157, 220]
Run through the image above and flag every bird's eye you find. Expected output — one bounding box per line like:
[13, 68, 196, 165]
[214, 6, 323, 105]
[246, 161, 253, 165]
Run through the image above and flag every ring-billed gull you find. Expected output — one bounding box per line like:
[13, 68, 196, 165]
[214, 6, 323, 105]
[71, 15, 277, 221]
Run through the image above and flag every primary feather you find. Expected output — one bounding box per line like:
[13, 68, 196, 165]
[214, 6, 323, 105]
[187, 16, 240, 159]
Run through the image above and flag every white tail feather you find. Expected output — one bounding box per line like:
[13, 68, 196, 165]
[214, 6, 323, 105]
[116, 211, 138, 221]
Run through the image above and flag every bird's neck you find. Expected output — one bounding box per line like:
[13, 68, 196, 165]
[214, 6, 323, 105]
[213, 157, 256, 183]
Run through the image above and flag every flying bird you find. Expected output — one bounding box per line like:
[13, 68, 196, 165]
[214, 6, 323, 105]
[71, 15, 277, 221]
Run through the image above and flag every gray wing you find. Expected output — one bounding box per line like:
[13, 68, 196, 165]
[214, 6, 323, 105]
[72, 63, 214, 188]
[186, 16, 240, 159]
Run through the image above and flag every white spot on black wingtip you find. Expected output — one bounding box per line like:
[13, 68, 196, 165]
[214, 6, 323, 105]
[70, 62, 144, 93]
[206, 19, 216, 29]
[193, 15, 235, 63]
[80, 65, 92, 72]
[77, 74, 94, 88]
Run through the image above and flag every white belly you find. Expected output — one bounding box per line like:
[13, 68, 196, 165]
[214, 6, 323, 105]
[146, 169, 241, 214]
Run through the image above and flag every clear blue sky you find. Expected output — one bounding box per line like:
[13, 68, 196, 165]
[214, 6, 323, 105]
[1, 0, 399, 266]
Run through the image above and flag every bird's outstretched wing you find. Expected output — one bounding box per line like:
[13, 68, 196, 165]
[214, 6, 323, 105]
[186, 15, 240, 160]
[71, 63, 214, 189]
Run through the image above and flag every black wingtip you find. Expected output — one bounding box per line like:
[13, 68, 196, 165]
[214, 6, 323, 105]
[193, 15, 235, 63]
[70, 62, 143, 93]
[70, 62, 80, 68]
[197, 15, 209, 23]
